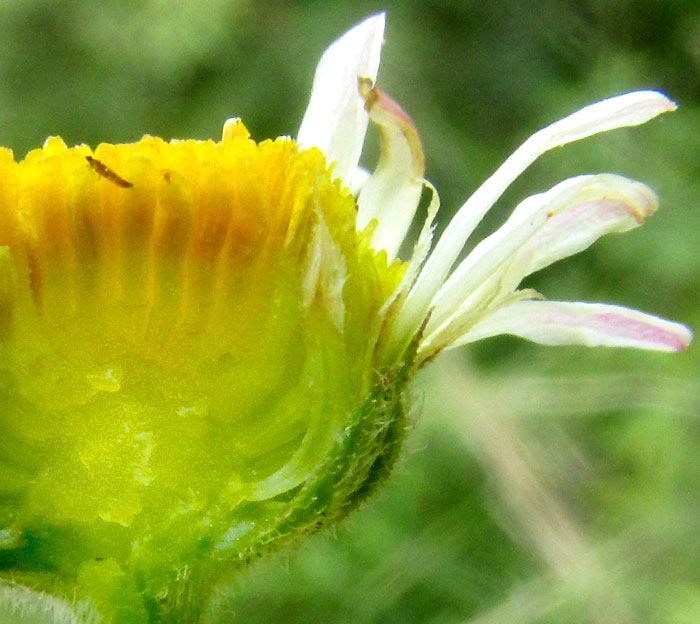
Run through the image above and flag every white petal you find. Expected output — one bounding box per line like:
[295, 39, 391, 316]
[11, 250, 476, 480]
[425, 179, 563, 334]
[297, 13, 385, 185]
[497, 174, 657, 292]
[378, 181, 440, 365]
[543, 90, 677, 146]
[356, 81, 425, 262]
[427, 173, 658, 334]
[398, 91, 676, 344]
[452, 300, 692, 352]
[395, 180, 440, 297]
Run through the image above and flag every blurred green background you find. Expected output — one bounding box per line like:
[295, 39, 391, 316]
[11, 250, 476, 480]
[1, 0, 698, 622]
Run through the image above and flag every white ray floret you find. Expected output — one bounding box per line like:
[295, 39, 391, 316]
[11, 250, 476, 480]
[424, 173, 658, 339]
[355, 77, 426, 263]
[297, 13, 385, 186]
[452, 300, 693, 352]
[394, 90, 678, 346]
[297, 16, 692, 366]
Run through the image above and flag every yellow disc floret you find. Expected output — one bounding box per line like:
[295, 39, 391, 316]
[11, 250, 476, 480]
[0, 125, 409, 623]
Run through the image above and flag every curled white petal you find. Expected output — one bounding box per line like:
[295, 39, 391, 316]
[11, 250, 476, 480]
[297, 13, 385, 185]
[451, 300, 692, 352]
[397, 90, 676, 345]
[497, 174, 657, 292]
[356, 80, 425, 263]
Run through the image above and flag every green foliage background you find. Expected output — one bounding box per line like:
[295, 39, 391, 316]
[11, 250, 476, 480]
[1, 1, 698, 622]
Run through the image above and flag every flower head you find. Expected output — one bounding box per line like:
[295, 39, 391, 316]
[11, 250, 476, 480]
[0, 12, 691, 624]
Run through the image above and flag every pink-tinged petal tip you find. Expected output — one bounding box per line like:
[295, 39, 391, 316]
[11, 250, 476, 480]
[355, 79, 426, 262]
[564, 308, 692, 352]
[453, 300, 693, 352]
